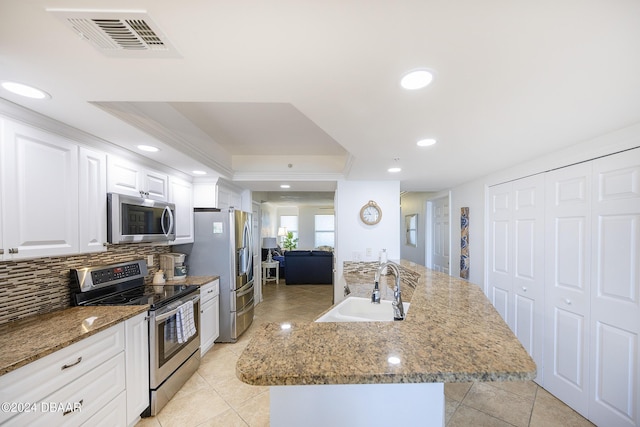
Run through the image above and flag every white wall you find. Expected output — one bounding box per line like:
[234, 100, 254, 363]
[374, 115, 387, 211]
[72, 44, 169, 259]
[448, 121, 640, 290]
[335, 180, 401, 302]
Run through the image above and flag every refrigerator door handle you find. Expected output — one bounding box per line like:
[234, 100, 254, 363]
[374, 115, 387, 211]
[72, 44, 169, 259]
[242, 219, 252, 276]
[236, 281, 254, 298]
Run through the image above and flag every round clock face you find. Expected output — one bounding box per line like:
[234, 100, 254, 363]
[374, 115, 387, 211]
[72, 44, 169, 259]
[360, 201, 382, 225]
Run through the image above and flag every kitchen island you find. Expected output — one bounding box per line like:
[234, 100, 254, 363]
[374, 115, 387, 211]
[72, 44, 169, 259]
[236, 261, 536, 426]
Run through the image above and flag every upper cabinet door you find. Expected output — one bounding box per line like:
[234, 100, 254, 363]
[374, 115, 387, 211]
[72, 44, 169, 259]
[168, 177, 194, 245]
[143, 169, 168, 201]
[79, 147, 107, 253]
[107, 156, 168, 201]
[2, 120, 79, 259]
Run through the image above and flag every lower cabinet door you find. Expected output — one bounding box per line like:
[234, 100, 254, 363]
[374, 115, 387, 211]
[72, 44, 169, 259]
[6, 353, 125, 427]
[81, 391, 126, 427]
[201, 298, 217, 355]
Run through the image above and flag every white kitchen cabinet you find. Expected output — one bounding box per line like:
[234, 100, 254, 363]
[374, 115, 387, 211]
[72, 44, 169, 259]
[125, 312, 149, 426]
[82, 391, 126, 427]
[487, 174, 545, 384]
[169, 176, 194, 245]
[216, 179, 243, 210]
[107, 155, 168, 201]
[0, 118, 79, 260]
[78, 147, 107, 253]
[200, 279, 220, 356]
[0, 323, 125, 426]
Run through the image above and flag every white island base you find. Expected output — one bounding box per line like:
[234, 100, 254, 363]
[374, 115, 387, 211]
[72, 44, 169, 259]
[270, 382, 444, 427]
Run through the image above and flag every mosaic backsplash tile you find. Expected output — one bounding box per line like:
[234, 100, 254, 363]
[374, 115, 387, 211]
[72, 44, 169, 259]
[0, 244, 171, 325]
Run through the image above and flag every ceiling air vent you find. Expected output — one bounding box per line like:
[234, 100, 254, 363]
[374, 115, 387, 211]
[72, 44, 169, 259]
[47, 9, 181, 58]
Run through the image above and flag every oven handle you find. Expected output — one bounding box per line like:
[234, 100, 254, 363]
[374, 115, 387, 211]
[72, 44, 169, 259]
[155, 295, 200, 323]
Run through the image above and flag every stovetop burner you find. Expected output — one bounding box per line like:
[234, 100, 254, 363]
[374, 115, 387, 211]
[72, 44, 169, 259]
[70, 260, 198, 310]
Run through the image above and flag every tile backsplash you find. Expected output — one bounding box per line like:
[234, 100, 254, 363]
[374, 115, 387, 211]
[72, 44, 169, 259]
[0, 244, 171, 326]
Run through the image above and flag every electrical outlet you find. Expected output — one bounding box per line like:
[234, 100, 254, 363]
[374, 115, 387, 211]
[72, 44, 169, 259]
[146, 255, 154, 266]
[365, 248, 372, 257]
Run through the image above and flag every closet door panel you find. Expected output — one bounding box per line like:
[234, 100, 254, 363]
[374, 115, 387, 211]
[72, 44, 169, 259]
[590, 150, 640, 427]
[544, 163, 592, 417]
[487, 183, 513, 326]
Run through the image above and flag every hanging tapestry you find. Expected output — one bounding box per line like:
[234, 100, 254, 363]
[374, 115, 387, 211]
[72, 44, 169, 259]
[460, 207, 469, 279]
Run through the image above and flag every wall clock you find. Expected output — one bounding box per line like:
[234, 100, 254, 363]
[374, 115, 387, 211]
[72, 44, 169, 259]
[360, 200, 382, 225]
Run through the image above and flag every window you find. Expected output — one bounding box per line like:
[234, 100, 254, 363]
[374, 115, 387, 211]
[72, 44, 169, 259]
[314, 214, 335, 248]
[279, 215, 298, 239]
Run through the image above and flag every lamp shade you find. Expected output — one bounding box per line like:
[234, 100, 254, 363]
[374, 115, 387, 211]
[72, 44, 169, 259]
[277, 227, 287, 237]
[262, 237, 277, 249]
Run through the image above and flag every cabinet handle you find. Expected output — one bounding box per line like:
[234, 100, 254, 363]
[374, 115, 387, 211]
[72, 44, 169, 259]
[522, 287, 527, 292]
[8, 248, 18, 254]
[208, 289, 214, 294]
[61, 356, 82, 370]
[565, 299, 572, 305]
[63, 399, 83, 416]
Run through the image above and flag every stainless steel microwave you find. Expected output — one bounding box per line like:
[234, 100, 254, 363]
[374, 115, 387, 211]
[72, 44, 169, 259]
[107, 193, 176, 243]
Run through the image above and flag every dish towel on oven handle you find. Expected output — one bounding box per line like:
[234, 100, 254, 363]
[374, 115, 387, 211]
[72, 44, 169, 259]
[176, 300, 197, 344]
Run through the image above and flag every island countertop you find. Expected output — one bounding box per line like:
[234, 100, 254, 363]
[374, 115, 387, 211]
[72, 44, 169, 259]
[236, 260, 536, 386]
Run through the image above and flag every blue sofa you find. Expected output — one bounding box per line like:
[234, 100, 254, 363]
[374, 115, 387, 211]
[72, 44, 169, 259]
[284, 250, 333, 285]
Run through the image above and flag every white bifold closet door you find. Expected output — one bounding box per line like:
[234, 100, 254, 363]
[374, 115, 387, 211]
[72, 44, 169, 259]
[487, 175, 545, 384]
[588, 151, 640, 427]
[544, 162, 593, 418]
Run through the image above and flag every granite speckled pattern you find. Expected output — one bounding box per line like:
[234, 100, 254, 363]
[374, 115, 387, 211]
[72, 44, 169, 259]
[236, 260, 536, 386]
[0, 305, 148, 376]
[164, 275, 218, 287]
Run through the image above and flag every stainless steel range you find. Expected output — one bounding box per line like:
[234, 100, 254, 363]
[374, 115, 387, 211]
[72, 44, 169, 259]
[70, 259, 201, 417]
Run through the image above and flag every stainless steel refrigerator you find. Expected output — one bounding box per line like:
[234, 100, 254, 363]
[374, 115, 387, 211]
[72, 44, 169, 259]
[174, 208, 254, 342]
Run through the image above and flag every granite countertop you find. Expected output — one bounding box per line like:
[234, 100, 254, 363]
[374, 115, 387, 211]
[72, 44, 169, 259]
[165, 275, 218, 286]
[236, 260, 536, 386]
[0, 305, 148, 376]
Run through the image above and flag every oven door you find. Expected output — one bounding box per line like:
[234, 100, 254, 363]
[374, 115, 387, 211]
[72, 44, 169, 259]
[149, 292, 200, 389]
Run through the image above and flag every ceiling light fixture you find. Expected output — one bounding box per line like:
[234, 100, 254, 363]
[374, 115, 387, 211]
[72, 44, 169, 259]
[400, 69, 434, 90]
[280, 184, 291, 189]
[388, 158, 402, 173]
[1, 81, 51, 99]
[192, 170, 207, 175]
[417, 138, 437, 147]
[137, 145, 160, 152]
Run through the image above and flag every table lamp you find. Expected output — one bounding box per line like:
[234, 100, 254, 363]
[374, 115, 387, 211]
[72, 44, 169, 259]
[263, 237, 278, 262]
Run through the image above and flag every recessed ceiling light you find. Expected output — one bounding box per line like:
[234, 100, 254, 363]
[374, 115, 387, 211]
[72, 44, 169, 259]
[1, 81, 50, 99]
[280, 184, 291, 189]
[192, 170, 207, 175]
[417, 138, 437, 147]
[137, 145, 160, 152]
[400, 69, 434, 90]
[388, 167, 402, 173]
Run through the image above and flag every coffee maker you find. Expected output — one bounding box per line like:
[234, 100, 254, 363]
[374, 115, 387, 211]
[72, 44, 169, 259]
[159, 253, 187, 281]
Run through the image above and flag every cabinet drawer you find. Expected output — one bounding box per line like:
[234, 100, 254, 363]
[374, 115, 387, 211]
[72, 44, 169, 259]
[81, 390, 126, 427]
[0, 324, 124, 424]
[200, 279, 220, 304]
[5, 352, 126, 427]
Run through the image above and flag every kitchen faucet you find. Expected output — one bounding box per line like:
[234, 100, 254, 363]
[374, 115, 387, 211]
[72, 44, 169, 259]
[371, 262, 405, 321]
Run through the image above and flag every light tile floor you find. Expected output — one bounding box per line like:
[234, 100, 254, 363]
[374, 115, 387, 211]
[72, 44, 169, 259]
[137, 282, 595, 427]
